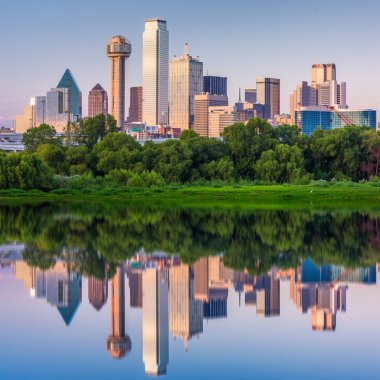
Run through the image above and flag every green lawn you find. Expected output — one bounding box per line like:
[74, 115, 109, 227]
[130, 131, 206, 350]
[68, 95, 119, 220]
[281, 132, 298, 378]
[1, 183, 380, 210]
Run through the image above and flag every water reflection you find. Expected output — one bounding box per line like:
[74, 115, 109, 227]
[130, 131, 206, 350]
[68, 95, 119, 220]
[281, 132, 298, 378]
[1, 204, 380, 378]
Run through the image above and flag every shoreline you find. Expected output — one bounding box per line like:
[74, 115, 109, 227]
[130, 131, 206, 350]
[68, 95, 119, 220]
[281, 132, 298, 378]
[1, 184, 380, 210]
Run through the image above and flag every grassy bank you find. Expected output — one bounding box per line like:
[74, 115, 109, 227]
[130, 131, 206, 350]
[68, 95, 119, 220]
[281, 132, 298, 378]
[1, 182, 380, 210]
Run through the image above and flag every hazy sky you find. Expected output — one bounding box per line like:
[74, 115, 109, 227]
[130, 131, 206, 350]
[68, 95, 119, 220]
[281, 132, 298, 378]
[1, 0, 379, 127]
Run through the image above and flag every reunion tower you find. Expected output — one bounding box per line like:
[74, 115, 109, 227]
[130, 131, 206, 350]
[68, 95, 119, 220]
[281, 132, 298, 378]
[106, 35, 132, 127]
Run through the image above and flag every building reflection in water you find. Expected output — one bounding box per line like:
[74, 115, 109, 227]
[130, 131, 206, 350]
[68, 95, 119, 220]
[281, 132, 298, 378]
[14, 261, 82, 325]
[88, 277, 108, 311]
[107, 266, 131, 359]
[142, 266, 169, 376]
[169, 263, 203, 351]
[8, 250, 380, 378]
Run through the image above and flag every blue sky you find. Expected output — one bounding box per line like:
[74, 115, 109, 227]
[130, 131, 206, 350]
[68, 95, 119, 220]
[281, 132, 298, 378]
[0, 0, 379, 127]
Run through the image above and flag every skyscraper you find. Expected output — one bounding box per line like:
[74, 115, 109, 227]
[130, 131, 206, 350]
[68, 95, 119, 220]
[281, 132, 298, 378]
[142, 267, 169, 376]
[107, 35, 132, 127]
[289, 81, 317, 120]
[142, 19, 169, 125]
[88, 83, 108, 117]
[245, 88, 257, 104]
[128, 86, 143, 123]
[203, 76, 227, 96]
[193, 94, 228, 137]
[311, 64, 336, 87]
[169, 44, 203, 130]
[256, 77, 280, 119]
[107, 266, 131, 359]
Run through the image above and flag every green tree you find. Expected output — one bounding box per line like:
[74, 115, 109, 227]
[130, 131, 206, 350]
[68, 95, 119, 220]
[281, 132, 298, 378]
[22, 124, 60, 153]
[37, 144, 66, 174]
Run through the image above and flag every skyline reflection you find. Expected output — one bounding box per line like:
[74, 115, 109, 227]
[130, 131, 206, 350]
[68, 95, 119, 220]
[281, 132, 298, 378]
[4, 249, 379, 377]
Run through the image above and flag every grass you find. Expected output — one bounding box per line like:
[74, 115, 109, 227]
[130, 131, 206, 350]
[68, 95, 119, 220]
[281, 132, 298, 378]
[1, 182, 380, 210]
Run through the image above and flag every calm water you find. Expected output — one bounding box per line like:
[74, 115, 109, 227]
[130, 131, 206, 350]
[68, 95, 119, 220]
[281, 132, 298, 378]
[1, 203, 380, 379]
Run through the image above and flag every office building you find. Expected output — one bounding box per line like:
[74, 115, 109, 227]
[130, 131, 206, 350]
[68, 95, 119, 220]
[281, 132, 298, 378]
[208, 106, 238, 138]
[194, 94, 228, 136]
[256, 77, 280, 119]
[107, 35, 132, 127]
[203, 76, 227, 96]
[169, 45, 203, 130]
[88, 83, 108, 117]
[143, 19, 169, 125]
[143, 267, 169, 376]
[245, 88, 257, 104]
[311, 64, 336, 87]
[295, 106, 377, 136]
[128, 86, 143, 123]
[14, 103, 34, 133]
[88, 277, 108, 311]
[169, 264, 203, 350]
[107, 266, 131, 359]
[289, 81, 317, 120]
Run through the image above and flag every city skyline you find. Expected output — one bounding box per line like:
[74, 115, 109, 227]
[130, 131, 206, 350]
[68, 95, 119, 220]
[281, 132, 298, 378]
[1, 0, 379, 129]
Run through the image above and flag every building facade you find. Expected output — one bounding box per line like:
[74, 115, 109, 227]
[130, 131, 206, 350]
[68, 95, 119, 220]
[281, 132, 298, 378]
[256, 77, 280, 119]
[203, 76, 227, 96]
[295, 106, 377, 136]
[245, 88, 257, 104]
[128, 86, 143, 123]
[169, 47, 203, 130]
[88, 83, 108, 117]
[107, 35, 132, 127]
[142, 19, 169, 126]
[208, 106, 238, 138]
[193, 94, 228, 137]
[289, 81, 317, 120]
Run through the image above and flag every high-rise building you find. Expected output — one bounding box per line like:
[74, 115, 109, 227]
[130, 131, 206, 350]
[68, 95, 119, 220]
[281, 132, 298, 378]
[57, 69, 82, 122]
[289, 81, 317, 120]
[295, 106, 377, 136]
[194, 94, 228, 137]
[256, 77, 280, 119]
[208, 106, 238, 138]
[88, 277, 108, 311]
[245, 88, 257, 104]
[169, 264, 203, 351]
[311, 64, 336, 87]
[88, 83, 108, 117]
[14, 102, 34, 133]
[317, 80, 347, 108]
[31, 96, 47, 126]
[169, 45, 203, 130]
[107, 35, 132, 127]
[143, 19, 169, 126]
[128, 86, 143, 123]
[107, 266, 131, 359]
[203, 76, 227, 96]
[142, 267, 169, 376]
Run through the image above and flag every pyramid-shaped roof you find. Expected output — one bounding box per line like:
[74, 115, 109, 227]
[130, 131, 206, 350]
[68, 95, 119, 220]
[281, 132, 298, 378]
[57, 69, 81, 93]
[91, 83, 105, 91]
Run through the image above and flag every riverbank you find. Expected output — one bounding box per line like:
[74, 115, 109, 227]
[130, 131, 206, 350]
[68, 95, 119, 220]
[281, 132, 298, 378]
[1, 182, 380, 210]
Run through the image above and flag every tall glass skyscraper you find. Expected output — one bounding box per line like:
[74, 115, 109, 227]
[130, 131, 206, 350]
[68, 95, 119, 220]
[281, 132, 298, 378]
[203, 76, 227, 96]
[143, 19, 169, 126]
[256, 77, 280, 119]
[169, 46, 203, 130]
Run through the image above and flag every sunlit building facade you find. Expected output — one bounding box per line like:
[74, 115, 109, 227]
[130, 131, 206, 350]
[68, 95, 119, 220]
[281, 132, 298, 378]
[194, 94, 228, 137]
[88, 83, 108, 117]
[128, 86, 143, 123]
[143, 19, 169, 125]
[169, 47, 203, 130]
[256, 77, 280, 119]
[208, 106, 238, 138]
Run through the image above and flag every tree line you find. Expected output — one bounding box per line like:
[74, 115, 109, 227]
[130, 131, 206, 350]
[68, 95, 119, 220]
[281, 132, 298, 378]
[1, 114, 380, 190]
